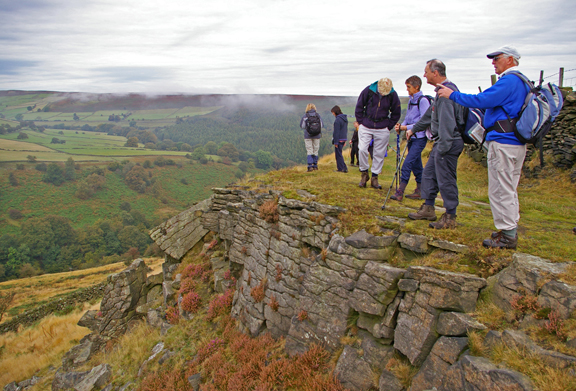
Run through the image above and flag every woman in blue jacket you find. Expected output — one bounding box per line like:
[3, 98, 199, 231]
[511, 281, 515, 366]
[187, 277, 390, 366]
[331, 105, 348, 173]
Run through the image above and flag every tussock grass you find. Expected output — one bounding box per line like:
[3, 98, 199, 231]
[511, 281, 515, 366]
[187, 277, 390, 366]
[385, 355, 418, 389]
[87, 320, 162, 386]
[0, 305, 94, 387]
[491, 342, 576, 391]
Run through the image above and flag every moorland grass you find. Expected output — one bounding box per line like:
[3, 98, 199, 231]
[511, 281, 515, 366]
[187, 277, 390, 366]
[0, 307, 93, 387]
[0, 259, 163, 388]
[240, 145, 575, 273]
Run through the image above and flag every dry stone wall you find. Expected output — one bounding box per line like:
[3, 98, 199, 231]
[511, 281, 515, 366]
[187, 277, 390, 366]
[0, 283, 106, 334]
[546, 91, 576, 169]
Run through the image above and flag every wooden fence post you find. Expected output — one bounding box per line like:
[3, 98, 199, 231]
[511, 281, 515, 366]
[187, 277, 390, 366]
[491, 75, 497, 86]
[539, 70, 544, 86]
[559, 67, 564, 87]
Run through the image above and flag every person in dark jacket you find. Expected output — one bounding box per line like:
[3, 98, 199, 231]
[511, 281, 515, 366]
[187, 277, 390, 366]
[349, 122, 359, 166]
[331, 105, 348, 173]
[354, 78, 402, 189]
[408, 59, 466, 229]
[300, 103, 323, 172]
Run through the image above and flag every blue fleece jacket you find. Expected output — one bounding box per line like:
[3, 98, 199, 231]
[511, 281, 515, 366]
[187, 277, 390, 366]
[449, 69, 530, 145]
[332, 113, 348, 142]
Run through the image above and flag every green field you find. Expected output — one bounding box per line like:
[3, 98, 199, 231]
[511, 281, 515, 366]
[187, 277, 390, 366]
[0, 129, 194, 161]
[0, 93, 221, 128]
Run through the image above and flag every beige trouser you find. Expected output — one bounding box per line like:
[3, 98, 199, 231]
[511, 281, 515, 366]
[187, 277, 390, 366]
[487, 141, 526, 231]
[358, 124, 390, 175]
[304, 138, 320, 156]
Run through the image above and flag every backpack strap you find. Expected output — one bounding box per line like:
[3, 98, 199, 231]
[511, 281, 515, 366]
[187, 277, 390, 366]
[408, 95, 424, 107]
[440, 81, 465, 130]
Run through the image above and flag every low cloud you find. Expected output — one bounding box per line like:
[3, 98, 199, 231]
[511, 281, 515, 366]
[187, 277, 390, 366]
[92, 66, 173, 83]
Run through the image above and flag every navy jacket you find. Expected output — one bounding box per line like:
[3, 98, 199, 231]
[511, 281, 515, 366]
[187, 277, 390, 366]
[332, 113, 348, 143]
[355, 81, 402, 130]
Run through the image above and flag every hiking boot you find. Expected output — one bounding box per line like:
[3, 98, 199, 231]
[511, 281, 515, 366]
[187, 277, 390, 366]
[359, 171, 369, 188]
[405, 183, 422, 199]
[390, 182, 407, 201]
[429, 213, 457, 229]
[307, 167, 314, 172]
[371, 176, 382, 190]
[483, 231, 518, 250]
[573, 227, 576, 235]
[408, 204, 437, 221]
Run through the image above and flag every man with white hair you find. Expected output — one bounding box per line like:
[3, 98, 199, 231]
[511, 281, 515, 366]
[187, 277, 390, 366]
[437, 45, 530, 249]
[354, 78, 402, 189]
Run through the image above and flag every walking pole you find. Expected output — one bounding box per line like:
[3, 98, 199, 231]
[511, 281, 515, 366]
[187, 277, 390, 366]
[382, 140, 409, 210]
[395, 133, 400, 191]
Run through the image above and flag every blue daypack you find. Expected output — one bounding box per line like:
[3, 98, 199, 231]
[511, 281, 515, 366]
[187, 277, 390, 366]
[505, 71, 564, 144]
[443, 81, 485, 144]
[461, 107, 485, 145]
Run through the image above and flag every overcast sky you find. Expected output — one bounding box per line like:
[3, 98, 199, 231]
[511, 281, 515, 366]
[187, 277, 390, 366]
[1, 0, 575, 97]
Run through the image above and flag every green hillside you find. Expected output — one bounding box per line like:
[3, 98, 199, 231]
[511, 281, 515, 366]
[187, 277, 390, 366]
[0, 157, 254, 279]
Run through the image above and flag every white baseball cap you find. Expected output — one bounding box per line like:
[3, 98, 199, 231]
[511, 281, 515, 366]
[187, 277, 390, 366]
[487, 45, 521, 60]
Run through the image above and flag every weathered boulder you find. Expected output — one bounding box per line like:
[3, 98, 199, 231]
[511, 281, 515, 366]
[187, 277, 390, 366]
[77, 310, 101, 333]
[149, 198, 212, 261]
[428, 238, 470, 254]
[334, 346, 375, 391]
[62, 334, 98, 370]
[439, 355, 534, 391]
[345, 229, 399, 248]
[330, 234, 395, 262]
[73, 364, 112, 391]
[146, 308, 164, 328]
[394, 267, 486, 366]
[3, 382, 18, 391]
[409, 336, 469, 391]
[349, 262, 405, 316]
[359, 330, 395, 370]
[398, 233, 429, 253]
[138, 342, 165, 377]
[379, 369, 403, 391]
[187, 374, 202, 391]
[407, 267, 487, 313]
[52, 369, 89, 391]
[437, 312, 486, 336]
[489, 253, 572, 313]
[99, 259, 148, 339]
[536, 280, 576, 320]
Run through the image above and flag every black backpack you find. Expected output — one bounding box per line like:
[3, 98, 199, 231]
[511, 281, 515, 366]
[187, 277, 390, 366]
[408, 95, 434, 109]
[306, 112, 322, 136]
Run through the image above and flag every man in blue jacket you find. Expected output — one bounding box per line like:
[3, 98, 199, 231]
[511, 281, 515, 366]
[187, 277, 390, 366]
[437, 45, 530, 249]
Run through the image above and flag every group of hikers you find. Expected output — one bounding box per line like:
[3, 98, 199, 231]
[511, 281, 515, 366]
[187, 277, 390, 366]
[300, 45, 535, 250]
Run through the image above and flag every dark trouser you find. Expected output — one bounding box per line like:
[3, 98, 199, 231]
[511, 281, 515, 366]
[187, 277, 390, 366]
[421, 138, 464, 215]
[400, 137, 427, 184]
[350, 141, 359, 165]
[335, 142, 347, 171]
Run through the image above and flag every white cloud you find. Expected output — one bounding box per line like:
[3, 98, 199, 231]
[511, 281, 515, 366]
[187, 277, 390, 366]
[0, 0, 575, 95]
